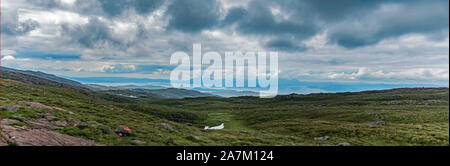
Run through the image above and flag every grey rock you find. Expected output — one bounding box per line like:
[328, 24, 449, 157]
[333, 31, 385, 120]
[314, 136, 329, 141]
[156, 123, 173, 131]
[370, 121, 387, 128]
[337, 142, 351, 146]
[131, 140, 144, 144]
[239, 130, 248, 134]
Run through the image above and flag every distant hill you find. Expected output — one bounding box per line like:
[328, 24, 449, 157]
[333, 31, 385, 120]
[195, 89, 259, 97]
[1, 67, 85, 88]
[1, 67, 213, 99]
[103, 88, 215, 99]
[84, 84, 123, 91]
[117, 84, 166, 90]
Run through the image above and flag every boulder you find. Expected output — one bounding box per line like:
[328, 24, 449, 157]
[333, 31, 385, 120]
[156, 123, 173, 131]
[314, 136, 329, 141]
[369, 121, 387, 128]
[337, 142, 351, 146]
[115, 125, 131, 136]
[376, 121, 387, 126]
[131, 140, 144, 144]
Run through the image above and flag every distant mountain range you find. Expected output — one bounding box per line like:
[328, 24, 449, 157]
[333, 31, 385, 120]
[1, 67, 214, 99]
[2, 66, 447, 98]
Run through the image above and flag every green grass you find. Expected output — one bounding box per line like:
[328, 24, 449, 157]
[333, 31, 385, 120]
[1, 79, 449, 146]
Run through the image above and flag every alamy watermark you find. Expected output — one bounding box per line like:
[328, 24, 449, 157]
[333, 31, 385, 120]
[170, 44, 278, 98]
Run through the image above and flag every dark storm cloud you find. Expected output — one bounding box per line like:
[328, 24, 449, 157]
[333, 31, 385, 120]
[220, 0, 449, 49]
[1, 9, 40, 36]
[9, 0, 450, 54]
[98, 0, 164, 17]
[327, 1, 449, 48]
[224, 0, 319, 41]
[265, 39, 307, 52]
[220, 7, 247, 26]
[15, 50, 81, 60]
[3, 19, 40, 36]
[61, 17, 122, 49]
[280, 0, 386, 21]
[165, 0, 222, 33]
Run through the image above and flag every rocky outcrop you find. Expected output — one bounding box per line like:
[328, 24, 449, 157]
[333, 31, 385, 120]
[1, 125, 98, 146]
[1, 119, 21, 125]
[15, 101, 67, 112]
[1, 117, 96, 146]
[27, 118, 63, 130]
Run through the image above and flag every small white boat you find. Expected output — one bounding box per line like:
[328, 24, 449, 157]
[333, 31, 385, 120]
[204, 123, 224, 130]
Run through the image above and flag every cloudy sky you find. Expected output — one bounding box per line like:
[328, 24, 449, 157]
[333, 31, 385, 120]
[1, 0, 449, 88]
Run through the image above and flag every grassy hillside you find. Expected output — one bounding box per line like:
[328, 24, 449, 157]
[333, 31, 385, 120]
[1, 72, 448, 146]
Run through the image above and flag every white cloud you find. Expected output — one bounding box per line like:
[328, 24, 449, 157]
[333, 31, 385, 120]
[102, 64, 137, 73]
[1, 55, 16, 61]
[327, 68, 449, 81]
[61, 0, 76, 6]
